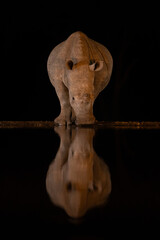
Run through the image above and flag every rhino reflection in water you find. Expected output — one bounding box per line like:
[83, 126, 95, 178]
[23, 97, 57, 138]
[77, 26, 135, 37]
[46, 127, 111, 218]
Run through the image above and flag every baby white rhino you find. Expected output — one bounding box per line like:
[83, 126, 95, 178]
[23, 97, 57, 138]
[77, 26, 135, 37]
[46, 127, 111, 219]
[47, 31, 113, 125]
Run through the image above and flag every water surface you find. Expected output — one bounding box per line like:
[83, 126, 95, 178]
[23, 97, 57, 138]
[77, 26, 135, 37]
[0, 123, 160, 238]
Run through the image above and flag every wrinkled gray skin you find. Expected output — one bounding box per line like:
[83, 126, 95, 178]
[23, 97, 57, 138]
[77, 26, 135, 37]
[47, 31, 113, 125]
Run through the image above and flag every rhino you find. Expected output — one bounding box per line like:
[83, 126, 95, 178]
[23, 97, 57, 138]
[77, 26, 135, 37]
[46, 127, 111, 218]
[47, 31, 113, 125]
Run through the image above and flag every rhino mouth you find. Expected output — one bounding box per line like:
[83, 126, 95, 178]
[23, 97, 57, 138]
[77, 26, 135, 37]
[75, 115, 96, 125]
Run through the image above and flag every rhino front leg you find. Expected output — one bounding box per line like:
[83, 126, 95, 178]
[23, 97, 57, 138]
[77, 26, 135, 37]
[54, 81, 72, 125]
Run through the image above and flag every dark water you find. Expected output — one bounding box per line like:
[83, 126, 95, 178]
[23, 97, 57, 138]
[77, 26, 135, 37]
[0, 126, 160, 239]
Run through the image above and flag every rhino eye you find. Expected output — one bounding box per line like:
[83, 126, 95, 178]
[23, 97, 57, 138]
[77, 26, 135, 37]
[89, 59, 95, 65]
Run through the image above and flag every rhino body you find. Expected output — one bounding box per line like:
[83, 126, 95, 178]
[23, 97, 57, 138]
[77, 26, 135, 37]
[47, 31, 113, 125]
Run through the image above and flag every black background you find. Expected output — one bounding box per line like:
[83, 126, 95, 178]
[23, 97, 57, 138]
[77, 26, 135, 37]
[1, 3, 160, 237]
[2, 2, 160, 121]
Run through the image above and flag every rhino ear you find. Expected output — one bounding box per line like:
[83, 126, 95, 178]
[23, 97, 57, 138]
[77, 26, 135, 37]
[89, 60, 104, 72]
[66, 59, 74, 70]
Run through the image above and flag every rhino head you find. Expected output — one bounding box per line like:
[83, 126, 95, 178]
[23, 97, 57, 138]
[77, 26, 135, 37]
[65, 59, 104, 125]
